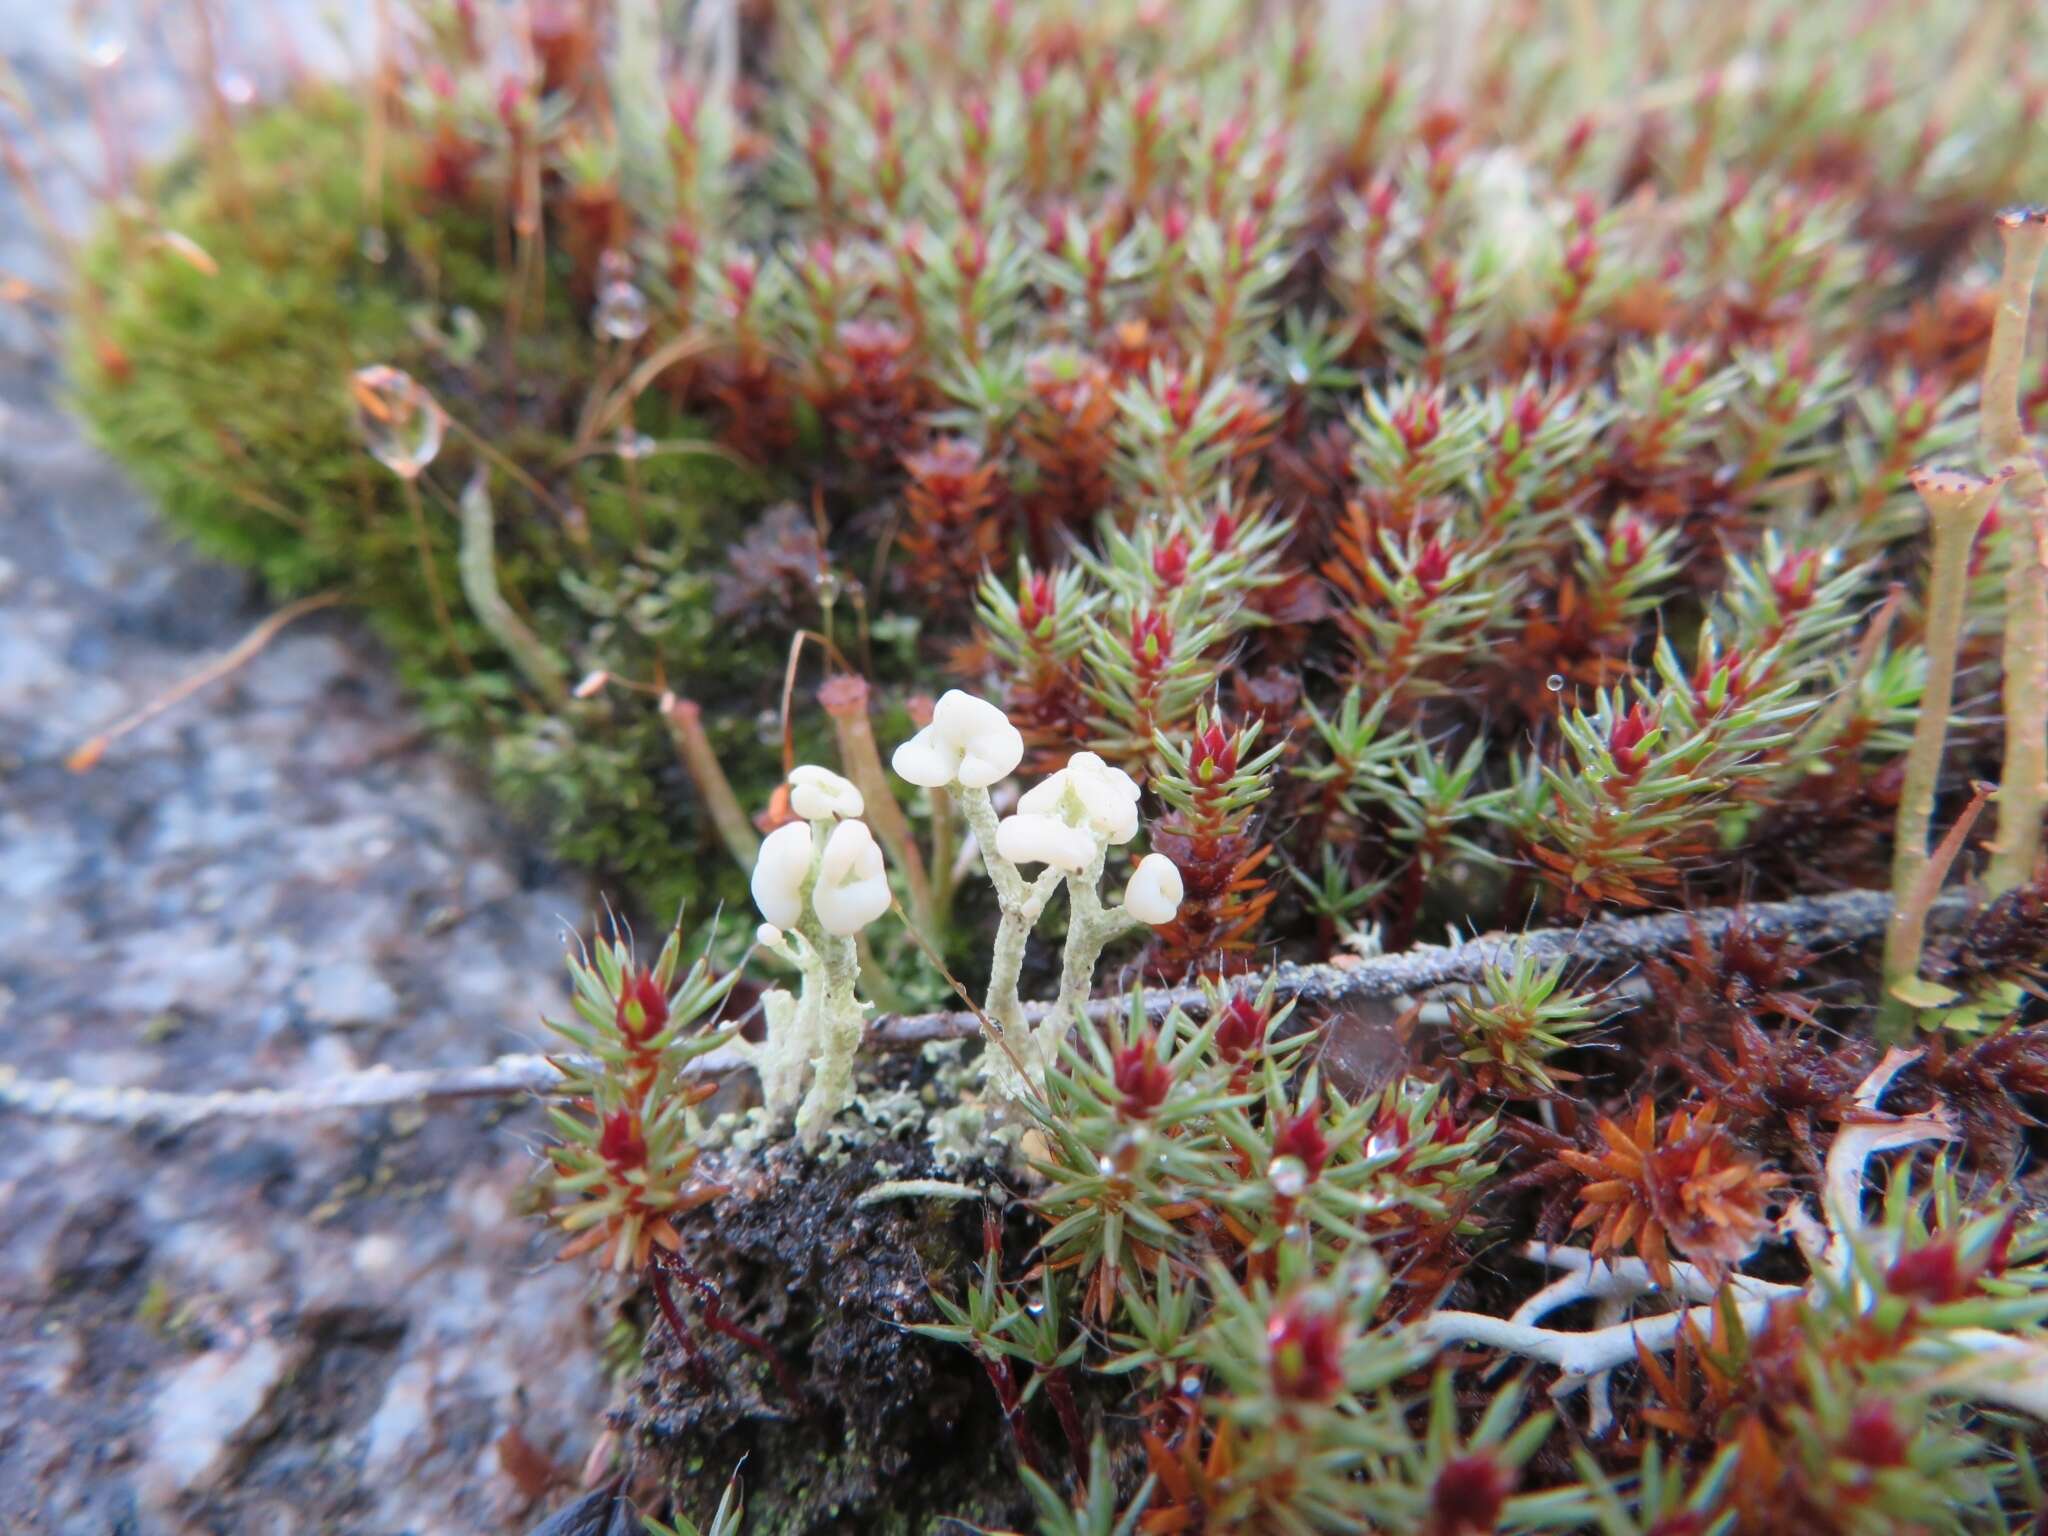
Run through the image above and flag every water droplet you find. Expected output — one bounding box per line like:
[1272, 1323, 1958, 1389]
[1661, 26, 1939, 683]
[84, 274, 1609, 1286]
[1178, 1373, 1203, 1397]
[593, 279, 650, 343]
[1024, 1297, 1047, 1317]
[349, 365, 445, 480]
[1365, 1130, 1399, 1161]
[1345, 1253, 1387, 1296]
[359, 225, 391, 264]
[1096, 1153, 1116, 1175]
[1282, 1220, 1307, 1245]
[1267, 1154, 1309, 1198]
[614, 428, 657, 462]
[85, 31, 127, 70]
[215, 69, 255, 106]
[1545, 673, 1565, 693]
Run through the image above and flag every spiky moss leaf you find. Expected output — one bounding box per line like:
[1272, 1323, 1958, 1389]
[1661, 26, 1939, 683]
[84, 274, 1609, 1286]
[68, 89, 788, 925]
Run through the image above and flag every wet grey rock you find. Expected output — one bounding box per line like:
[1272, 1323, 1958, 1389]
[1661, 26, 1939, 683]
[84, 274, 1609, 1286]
[0, 11, 613, 1533]
[139, 1333, 303, 1505]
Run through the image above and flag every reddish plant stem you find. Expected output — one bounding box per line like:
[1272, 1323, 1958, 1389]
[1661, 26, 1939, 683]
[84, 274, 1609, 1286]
[981, 1354, 1046, 1477]
[645, 1260, 712, 1384]
[657, 1252, 808, 1408]
[1042, 1366, 1090, 1487]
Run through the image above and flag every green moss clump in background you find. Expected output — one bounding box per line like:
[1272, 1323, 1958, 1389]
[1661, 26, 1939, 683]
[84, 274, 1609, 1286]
[70, 90, 789, 925]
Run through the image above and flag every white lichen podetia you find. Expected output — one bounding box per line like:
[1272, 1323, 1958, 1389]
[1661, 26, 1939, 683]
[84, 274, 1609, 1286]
[891, 689, 1026, 789]
[748, 692, 1185, 1145]
[740, 765, 890, 1147]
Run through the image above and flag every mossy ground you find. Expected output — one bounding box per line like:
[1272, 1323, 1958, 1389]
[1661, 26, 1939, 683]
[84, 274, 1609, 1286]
[631, 1136, 1030, 1535]
[69, 90, 800, 927]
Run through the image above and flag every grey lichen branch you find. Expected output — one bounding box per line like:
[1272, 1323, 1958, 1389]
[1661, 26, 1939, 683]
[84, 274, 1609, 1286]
[0, 885, 1965, 1131]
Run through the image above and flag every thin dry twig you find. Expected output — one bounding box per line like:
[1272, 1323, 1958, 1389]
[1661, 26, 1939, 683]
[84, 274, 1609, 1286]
[0, 885, 1961, 1132]
[65, 591, 345, 772]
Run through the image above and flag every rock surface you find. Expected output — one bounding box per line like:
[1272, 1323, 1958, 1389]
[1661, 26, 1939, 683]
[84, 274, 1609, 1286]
[0, 9, 619, 1532]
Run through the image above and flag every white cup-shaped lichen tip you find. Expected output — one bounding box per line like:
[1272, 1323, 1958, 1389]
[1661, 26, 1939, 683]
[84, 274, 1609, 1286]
[789, 763, 865, 820]
[891, 689, 1025, 788]
[813, 819, 892, 936]
[1019, 750, 1141, 845]
[1123, 852, 1184, 925]
[750, 820, 814, 928]
[995, 811, 1098, 873]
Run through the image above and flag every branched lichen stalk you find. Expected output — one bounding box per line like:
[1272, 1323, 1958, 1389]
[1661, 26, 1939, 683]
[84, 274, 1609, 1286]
[960, 785, 1060, 1062]
[5, 886, 1957, 1131]
[1039, 846, 1140, 1069]
[1981, 207, 2048, 895]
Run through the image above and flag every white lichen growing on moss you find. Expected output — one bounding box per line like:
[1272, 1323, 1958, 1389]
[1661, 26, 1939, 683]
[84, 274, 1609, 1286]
[740, 765, 891, 1147]
[894, 696, 1183, 1091]
[742, 697, 1188, 1144]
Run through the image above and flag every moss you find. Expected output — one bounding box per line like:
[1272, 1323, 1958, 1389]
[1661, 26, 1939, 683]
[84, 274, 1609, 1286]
[630, 1136, 1031, 1535]
[69, 90, 786, 924]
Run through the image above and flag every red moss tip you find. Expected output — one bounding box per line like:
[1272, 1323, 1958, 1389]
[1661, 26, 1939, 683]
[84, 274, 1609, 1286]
[1271, 1108, 1331, 1183]
[1428, 1453, 1514, 1535]
[598, 1108, 648, 1170]
[1884, 1237, 1971, 1303]
[615, 967, 669, 1045]
[1609, 702, 1657, 777]
[1413, 537, 1453, 600]
[1152, 533, 1191, 589]
[1018, 571, 1056, 631]
[1843, 1400, 1911, 1469]
[1266, 1297, 1345, 1402]
[1192, 722, 1237, 780]
[1214, 992, 1271, 1063]
[1112, 1032, 1174, 1119]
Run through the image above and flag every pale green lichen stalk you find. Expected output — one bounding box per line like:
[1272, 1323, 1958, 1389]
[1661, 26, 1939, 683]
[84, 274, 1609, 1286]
[743, 765, 891, 1147]
[995, 750, 1183, 1075]
[895, 691, 1184, 1093]
[747, 691, 1187, 1144]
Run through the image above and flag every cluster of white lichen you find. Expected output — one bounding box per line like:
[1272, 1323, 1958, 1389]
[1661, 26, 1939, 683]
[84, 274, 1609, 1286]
[741, 690, 1182, 1147]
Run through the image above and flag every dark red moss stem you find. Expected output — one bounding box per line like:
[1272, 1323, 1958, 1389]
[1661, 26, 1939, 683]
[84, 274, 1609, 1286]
[656, 1251, 809, 1409]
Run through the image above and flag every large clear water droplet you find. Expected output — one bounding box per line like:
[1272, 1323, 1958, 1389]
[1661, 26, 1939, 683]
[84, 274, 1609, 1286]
[594, 280, 650, 343]
[350, 365, 445, 480]
[1267, 1155, 1309, 1198]
[1545, 673, 1565, 693]
[85, 30, 127, 70]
